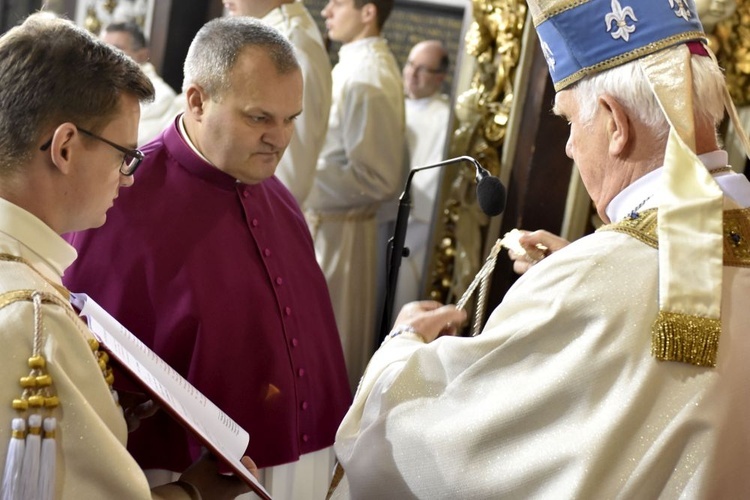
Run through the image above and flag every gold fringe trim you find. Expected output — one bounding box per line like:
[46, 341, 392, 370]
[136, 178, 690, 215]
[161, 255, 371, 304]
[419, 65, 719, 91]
[651, 311, 721, 367]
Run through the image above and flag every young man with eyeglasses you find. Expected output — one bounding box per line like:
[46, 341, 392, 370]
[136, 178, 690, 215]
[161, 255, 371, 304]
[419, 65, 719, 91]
[0, 13, 255, 499]
[64, 16, 351, 500]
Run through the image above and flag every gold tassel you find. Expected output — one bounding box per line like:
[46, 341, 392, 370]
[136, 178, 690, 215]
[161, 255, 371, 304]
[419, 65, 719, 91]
[651, 311, 721, 367]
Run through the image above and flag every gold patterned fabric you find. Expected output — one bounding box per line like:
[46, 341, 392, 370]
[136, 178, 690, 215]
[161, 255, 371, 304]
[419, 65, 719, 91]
[600, 205, 750, 366]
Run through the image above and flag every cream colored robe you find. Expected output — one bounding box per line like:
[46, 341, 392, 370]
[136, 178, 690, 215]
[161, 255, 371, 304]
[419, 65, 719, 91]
[306, 36, 406, 391]
[0, 198, 186, 499]
[137, 62, 177, 146]
[394, 93, 452, 313]
[263, 1, 332, 206]
[335, 154, 750, 498]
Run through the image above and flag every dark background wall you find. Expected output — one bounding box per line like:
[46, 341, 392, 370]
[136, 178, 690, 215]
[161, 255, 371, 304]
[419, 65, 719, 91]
[158, 0, 224, 92]
[0, 0, 42, 32]
[306, 0, 464, 94]
[1, 0, 465, 97]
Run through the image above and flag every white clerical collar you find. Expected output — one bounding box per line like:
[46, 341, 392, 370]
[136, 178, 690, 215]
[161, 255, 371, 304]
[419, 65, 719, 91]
[606, 150, 729, 223]
[0, 196, 76, 281]
[178, 114, 213, 165]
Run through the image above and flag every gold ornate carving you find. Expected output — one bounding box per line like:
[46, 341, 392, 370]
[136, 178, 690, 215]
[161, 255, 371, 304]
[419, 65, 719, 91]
[81, 0, 150, 34]
[428, 0, 527, 304]
[84, 5, 102, 34]
[713, 0, 750, 106]
[102, 0, 119, 15]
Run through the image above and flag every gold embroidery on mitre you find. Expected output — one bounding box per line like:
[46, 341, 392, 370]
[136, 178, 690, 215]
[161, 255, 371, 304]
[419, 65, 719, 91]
[553, 31, 708, 91]
[598, 207, 750, 366]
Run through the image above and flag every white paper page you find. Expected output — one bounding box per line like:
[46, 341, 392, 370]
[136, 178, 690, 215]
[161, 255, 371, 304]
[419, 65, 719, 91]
[71, 293, 271, 499]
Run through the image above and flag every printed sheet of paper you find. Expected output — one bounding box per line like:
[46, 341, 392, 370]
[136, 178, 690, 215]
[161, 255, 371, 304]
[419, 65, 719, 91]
[71, 293, 271, 500]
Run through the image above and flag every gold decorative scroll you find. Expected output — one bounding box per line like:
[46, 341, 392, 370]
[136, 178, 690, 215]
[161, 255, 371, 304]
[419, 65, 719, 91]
[713, 0, 750, 106]
[81, 0, 150, 35]
[428, 0, 527, 304]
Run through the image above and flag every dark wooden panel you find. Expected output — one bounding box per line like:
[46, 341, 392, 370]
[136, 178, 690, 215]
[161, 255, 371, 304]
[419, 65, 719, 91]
[485, 40, 573, 312]
[159, 0, 219, 92]
[0, 0, 42, 32]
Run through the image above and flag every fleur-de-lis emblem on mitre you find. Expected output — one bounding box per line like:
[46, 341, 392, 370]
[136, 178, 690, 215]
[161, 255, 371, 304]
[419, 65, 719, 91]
[605, 0, 638, 42]
[541, 40, 556, 72]
[667, 0, 692, 21]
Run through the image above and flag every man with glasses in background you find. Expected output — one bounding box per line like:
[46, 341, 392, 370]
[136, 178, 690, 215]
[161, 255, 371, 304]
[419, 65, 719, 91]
[0, 12, 255, 498]
[394, 39, 451, 312]
[64, 16, 351, 500]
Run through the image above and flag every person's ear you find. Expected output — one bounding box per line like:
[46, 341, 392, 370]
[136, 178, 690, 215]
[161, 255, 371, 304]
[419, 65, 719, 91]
[47, 123, 78, 175]
[360, 3, 376, 24]
[599, 94, 630, 156]
[185, 84, 209, 120]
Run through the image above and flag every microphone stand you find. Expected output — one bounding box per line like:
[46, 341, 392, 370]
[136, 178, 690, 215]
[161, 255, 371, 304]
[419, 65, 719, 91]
[378, 156, 485, 345]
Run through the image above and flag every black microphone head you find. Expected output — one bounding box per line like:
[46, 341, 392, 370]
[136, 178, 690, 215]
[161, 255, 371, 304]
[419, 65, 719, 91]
[476, 175, 506, 216]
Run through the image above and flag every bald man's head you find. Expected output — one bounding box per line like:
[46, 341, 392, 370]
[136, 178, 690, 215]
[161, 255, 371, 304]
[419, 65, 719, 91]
[403, 40, 448, 99]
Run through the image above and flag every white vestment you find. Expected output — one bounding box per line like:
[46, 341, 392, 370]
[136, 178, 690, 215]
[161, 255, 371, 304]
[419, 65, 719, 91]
[0, 197, 190, 499]
[138, 62, 178, 146]
[263, 1, 332, 205]
[394, 93, 451, 312]
[306, 36, 406, 390]
[334, 151, 750, 498]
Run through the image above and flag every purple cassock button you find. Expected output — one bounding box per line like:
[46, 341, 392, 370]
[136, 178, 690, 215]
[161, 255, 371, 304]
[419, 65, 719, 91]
[302, 434, 309, 443]
[298, 368, 305, 377]
[264, 248, 271, 257]
[301, 401, 309, 411]
[285, 306, 292, 316]
[251, 218, 259, 227]
[291, 338, 299, 347]
[275, 277, 283, 285]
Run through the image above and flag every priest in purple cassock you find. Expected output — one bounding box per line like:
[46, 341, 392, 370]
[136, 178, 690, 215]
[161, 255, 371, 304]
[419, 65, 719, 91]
[63, 17, 351, 499]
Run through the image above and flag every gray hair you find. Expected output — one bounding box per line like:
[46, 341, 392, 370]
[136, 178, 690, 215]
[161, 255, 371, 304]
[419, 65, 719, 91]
[182, 17, 299, 99]
[573, 46, 725, 142]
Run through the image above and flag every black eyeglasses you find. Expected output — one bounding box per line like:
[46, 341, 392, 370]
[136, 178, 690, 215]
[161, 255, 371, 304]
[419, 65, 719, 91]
[39, 126, 144, 176]
[404, 61, 445, 76]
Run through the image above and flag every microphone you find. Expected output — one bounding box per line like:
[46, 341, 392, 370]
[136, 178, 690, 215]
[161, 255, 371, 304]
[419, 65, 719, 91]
[474, 164, 506, 217]
[410, 156, 506, 217]
[377, 156, 506, 345]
